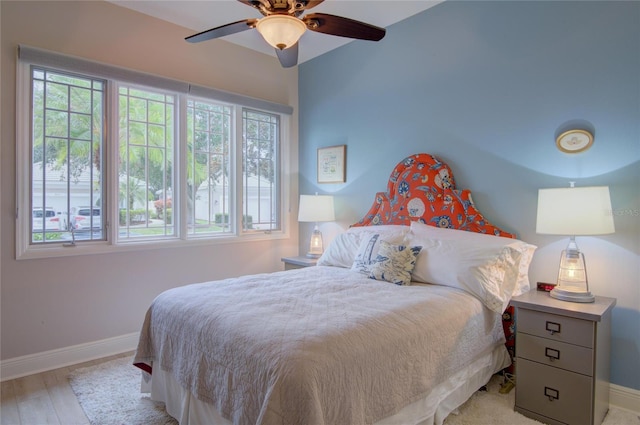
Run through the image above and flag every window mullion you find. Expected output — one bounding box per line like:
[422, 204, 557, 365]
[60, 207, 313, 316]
[107, 81, 119, 242]
[16, 60, 31, 257]
[117, 85, 125, 235]
[235, 106, 243, 236]
[178, 94, 188, 240]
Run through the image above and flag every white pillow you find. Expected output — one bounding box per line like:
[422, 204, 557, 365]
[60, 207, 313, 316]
[347, 224, 410, 240]
[512, 244, 537, 296]
[407, 222, 536, 313]
[317, 232, 363, 268]
[350, 232, 407, 275]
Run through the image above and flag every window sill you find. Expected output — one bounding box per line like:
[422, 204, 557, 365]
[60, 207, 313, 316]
[16, 231, 290, 260]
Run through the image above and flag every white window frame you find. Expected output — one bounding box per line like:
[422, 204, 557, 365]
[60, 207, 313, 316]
[114, 82, 180, 244]
[15, 46, 292, 260]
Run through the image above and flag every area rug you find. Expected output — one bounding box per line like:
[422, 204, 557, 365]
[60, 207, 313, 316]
[70, 356, 638, 425]
[69, 355, 177, 425]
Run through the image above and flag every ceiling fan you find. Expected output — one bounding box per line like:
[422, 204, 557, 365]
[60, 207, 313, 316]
[185, 0, 386, 68]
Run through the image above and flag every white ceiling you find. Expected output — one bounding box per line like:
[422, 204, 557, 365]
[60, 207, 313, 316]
[108, 0, 442, 64]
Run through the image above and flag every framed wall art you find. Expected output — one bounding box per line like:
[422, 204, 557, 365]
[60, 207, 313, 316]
[317, 145, 346, 183]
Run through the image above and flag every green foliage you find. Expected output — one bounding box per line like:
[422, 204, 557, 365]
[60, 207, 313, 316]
[31, 232, 63, 241]
[243, 110, 277, 184]
[118, 88, 174, 198]
[32, 68, 104, 184]
[215, 213, 253, 229]
[119, 209, 150, 225]
[119, 180, 150, 211]
[33, 72, 276, 235]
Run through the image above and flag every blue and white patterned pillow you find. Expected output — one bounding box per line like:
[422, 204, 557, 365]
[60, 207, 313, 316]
[351, 233, 386, 274]
[368, 240, 422, 286]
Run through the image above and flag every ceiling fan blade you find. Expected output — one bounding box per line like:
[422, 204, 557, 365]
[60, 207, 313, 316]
[185, 19, 257, 43]
[236, 0, 258, 7]
[303, 13, 386, 41]
[302, 0, 325, 10]
[276, 43, 299, 68]
[236, 0, 271, 15]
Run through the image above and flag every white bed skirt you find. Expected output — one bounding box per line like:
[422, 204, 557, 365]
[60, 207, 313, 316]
[142, 344, 510, 425]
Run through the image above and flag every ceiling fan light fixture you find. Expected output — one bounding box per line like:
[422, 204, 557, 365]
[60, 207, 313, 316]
[256, 15, 306, 50]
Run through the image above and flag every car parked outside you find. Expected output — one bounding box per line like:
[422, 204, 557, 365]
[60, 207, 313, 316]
[71, 207, 102, 231]
[32, 207, 64, 232]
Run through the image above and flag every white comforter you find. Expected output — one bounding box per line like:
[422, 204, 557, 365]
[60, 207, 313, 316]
[134, 266, 506, 425]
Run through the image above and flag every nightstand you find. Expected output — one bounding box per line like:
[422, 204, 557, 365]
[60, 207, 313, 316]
[511, 290, 616, 425]
[281, 256, 318, 270]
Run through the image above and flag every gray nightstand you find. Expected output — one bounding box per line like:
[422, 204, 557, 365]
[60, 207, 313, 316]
[511, 290, 616, 425]
[281, 256, 318, 270]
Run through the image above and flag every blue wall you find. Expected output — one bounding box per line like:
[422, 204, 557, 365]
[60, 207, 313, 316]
[299, 1, 639, 389]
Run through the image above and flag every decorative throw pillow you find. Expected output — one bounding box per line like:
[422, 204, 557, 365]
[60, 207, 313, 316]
[351, 233, 385, 274]
[368, 240, 422, 286]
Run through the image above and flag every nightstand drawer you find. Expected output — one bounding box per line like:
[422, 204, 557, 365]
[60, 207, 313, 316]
[517, 308, 595, 348]
[516, 358, 593, 425]
[517, 333, 594, 376]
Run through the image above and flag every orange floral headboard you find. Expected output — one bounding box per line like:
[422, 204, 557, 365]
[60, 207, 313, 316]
[352, 153, 516, 238]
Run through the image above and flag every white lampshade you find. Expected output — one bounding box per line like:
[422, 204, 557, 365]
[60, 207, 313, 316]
[536, 185, 614, 303]
[298, 195, 335, 223]
[255, 15, 306, 50]
[536, 186, 614, 235]
[298, 194, 335, 258]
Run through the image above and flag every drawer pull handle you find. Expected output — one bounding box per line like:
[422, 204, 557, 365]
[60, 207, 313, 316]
[545, 347, 561, 361]
[544, 386, 559, 401]
[545, 321, 561, 335]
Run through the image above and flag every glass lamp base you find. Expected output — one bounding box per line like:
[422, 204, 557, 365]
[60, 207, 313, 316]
[306, 227, 323, 259]
[550, 287, 595, 303]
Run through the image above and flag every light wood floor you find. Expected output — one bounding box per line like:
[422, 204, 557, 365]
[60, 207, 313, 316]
[1, 351, 134, 425]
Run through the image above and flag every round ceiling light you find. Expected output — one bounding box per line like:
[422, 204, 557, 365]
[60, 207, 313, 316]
[256, 15, 307, 50]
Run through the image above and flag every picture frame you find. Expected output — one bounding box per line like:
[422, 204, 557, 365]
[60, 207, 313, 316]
[317, 145, 346, 183]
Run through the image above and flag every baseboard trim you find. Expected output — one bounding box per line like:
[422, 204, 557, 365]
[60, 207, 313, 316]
[0, 332, 139, 382]
[610, 383, 640, 414]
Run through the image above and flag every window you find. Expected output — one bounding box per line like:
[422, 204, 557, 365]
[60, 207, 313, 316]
[243, 109, 280, 232]
[118, 85, 176, 241]
[186, 99, 232, 236]
[30, 67, 105, 244]
[16, 46, 292, 259]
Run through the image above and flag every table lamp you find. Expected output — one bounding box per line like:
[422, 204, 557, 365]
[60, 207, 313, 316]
[298, 194, 335, 258]
[536, 184, 614, 303]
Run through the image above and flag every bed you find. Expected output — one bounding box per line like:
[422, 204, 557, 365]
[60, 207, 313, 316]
[134, 153, 536, 425]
